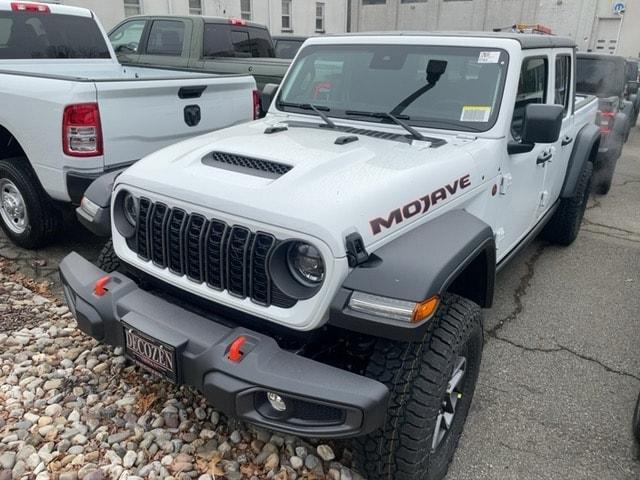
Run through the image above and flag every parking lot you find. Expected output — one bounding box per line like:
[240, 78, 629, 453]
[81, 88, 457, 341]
[0, 127, 638, 479]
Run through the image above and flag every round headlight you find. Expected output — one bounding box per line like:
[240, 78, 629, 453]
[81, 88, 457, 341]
[287, 242, 325, 285]
[123, 192, 138, 227]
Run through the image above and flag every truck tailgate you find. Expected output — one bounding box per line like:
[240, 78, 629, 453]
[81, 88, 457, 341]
[95, 74, 255, 168]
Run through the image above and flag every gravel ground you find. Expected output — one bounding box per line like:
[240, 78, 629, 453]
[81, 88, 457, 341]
[0, 270, 361, 480]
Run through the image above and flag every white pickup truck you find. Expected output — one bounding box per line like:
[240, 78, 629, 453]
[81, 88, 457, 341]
[0, 0, 257, 248]
[62, 33, 599, 480]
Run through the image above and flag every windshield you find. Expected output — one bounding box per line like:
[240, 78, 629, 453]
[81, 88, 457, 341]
[278, 44, 509, 132]
[0, 11, 111, 60]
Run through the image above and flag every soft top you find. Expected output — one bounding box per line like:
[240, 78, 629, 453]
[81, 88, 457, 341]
[325, 31, 575, 49]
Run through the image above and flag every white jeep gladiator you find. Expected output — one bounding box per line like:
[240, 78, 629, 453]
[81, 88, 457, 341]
[61, 33, 600, 480]
[0, 0, 258, 248]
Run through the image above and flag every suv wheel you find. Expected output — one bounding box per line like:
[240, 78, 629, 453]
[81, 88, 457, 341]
[592, 157, 617, 195]
[541, 160, 592, 246]
[0, 158, 61, 249]
[353, 294, 483, 480]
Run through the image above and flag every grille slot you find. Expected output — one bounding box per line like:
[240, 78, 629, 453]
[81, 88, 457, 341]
[136, 198, 152, 260]
[130, 200, 296, 308]
[203, 151, 293, 178]
[185, 214, 207, 282]
[167, 209, 187, 275]
[251, 233, 275, 305]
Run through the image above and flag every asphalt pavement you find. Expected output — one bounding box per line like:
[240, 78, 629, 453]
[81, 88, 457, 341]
[0, 127, 639, 479]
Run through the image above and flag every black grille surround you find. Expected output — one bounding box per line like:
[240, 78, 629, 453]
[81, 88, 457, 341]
[202, 151, 293, 179]
[129, 198, 297, 309]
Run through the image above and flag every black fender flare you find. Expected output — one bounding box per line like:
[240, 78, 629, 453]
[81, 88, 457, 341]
[561, 123, 600, 199]
[75, 169, 124, 237]
[329, 210, 495, 341]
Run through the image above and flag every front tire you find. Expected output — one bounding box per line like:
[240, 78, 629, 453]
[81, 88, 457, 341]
[353, 294, 483, 480]
[541, 160, 592, 246]
[96, 239, 121, 273]
[633, 392, 640, 442]
[0, 158, 61, 249]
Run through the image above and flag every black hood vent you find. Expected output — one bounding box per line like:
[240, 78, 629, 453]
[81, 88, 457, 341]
[202, 151, 293, 179]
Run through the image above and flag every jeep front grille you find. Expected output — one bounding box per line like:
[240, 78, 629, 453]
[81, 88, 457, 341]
[129, 198, 296, 308]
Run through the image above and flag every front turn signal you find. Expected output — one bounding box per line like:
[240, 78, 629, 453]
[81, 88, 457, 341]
[411, 296, 439, 323]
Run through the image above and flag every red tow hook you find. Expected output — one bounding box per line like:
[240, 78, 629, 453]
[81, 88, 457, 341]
[228, 336, 246, 363]
[94, 275, 111, 297]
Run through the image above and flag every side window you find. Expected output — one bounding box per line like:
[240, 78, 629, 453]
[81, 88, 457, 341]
[203, 24, 233, 57]
[247, 27, 275, 57]
[145, 20, 185, 56]
[109, 20, 146, 54]
[555, 55, 571, 116]
[512, 56, 548, 139]
[230, 29, 251, 57]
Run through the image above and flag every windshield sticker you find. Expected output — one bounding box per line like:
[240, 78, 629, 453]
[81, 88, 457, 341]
[478, 51, 501, 64]
[460, 106, 491, 122]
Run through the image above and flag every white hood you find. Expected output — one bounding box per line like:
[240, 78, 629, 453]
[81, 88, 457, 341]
[118, 117, 485, 258]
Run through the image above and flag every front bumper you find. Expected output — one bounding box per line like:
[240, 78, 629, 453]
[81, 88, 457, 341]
[59, 252, 388, 438]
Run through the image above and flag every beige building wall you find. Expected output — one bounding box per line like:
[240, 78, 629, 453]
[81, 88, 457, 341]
[350, 0, 639, 58]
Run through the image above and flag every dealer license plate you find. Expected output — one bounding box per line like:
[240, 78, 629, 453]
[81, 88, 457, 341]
[123, 325, 177, 383]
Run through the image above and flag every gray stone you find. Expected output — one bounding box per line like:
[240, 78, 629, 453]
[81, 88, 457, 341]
[59, 472, 78, 480]
[289, 456, 303, 470]
[123, 450, 137, 468]
[317, 444, 335, 461]
[304, 454, 320, 470]
[0, 453, 15, 470]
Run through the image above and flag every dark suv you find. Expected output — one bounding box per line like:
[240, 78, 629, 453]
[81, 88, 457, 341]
[576, 53, 632, 194]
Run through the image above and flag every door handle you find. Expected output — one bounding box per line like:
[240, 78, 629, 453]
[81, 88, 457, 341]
[537, 150, 553, 165]
[178, 85, 207, 99]
[561, 136, 573, 146]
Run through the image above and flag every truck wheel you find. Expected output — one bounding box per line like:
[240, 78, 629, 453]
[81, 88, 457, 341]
[541, 160, 592, 246]
[0, 158, 61, 249]
[353, 294, 483, 480]
[96, 239, 121, 273]
[592, 156, 617, 195]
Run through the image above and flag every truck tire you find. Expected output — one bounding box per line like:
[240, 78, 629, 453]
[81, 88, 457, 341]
[96, 239, 121, 273]
[541, 160, 592, 246]
[0, 158, 61, 249]
[353, 294, 483, 480]
[592, 157, 616, 195]
[633, 392, 640, 442]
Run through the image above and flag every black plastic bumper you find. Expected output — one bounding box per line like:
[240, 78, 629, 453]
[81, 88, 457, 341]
[59, 252, 389, 438]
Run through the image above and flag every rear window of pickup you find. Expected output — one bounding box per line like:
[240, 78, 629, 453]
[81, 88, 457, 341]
[0, 10, 110, 59]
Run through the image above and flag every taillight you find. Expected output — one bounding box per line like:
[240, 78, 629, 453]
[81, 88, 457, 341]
[252, 89, 261, 120]
[11, 2, 50, 12]
[62, 103, 103, 157]
[597, 110, 615, 135]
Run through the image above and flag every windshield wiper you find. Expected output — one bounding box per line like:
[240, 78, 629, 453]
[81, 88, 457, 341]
[345, 110, 426, 141]
[419, 118, 484, 133]
[279, 101, 336, 129]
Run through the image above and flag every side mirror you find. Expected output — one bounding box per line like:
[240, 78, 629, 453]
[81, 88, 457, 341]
[629, 81, 639, 95]
[508, 104, 564, 154]
[261, 83, 279, 114]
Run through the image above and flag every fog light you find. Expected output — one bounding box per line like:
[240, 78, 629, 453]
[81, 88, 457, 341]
[267, 392, 287, 412]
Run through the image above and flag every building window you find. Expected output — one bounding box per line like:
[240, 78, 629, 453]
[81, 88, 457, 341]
[123, 0, 141, 17]
[241, 0, 252, 20]
[315, 2, 325, 32]
[189, 0, 202, 15]
[401, 0, 427, 3]
[362, 0, 386, 4]
[281, 0, 292, 31]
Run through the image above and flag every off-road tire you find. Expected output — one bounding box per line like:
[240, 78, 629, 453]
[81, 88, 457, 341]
[541, 160, 592, 246]
[592, 157, 617, 195]
[353, 294, 483, 480]
[96, 239, 121, 273]
[0, 158, 61, 249]
[633, 392, 640, 442]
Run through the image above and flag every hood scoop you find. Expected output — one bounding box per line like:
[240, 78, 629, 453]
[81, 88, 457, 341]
[202, 151, 293, 179]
